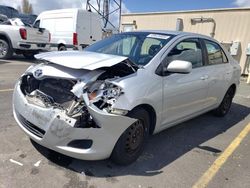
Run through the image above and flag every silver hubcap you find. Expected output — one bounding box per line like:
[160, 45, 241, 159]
[0, 41, 8, 57]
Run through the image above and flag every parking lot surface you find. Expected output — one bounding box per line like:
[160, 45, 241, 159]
[0, 57, 250, 188]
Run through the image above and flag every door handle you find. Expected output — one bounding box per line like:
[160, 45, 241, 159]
[200, 75, 209, 80]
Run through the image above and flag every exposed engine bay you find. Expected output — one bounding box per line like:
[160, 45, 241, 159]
[20, 60, 137, 129]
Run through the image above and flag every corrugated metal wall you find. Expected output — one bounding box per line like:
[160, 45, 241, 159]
[121, 8, 250, 74]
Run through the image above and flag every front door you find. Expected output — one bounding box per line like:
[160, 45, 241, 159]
[161, 38, 209, 127]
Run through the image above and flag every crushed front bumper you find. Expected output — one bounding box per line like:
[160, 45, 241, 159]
[13, 81, 136, 160]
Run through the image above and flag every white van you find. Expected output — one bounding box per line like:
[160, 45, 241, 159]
[35, 9, 102, 51]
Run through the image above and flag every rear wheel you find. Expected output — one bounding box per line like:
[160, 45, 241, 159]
[58, 45, 66, 51]
[111, 108, 150, 165]
[213, 88, 234, 117]
[0, 39, 13, 59]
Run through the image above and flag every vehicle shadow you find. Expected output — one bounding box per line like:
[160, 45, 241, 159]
[31, 102, 250, 178]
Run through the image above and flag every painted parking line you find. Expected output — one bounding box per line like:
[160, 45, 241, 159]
[0, 89, 14, 93]
[193, 122, 250, 188]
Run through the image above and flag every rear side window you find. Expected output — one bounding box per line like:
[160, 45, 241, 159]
[204, 40, 228, 65]
[167, 38, 203, 68]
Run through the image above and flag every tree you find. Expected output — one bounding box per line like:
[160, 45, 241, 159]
[18, 0, 33, 14]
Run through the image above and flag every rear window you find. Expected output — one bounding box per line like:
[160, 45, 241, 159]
[33, 20, 40, 28]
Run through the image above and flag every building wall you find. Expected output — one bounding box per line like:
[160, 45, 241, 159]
[121, 8, 250, 74]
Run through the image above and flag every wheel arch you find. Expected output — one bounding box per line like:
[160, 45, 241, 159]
[130, 104, 157, 135]
[0, 32, 12, 47]
[58, 43, 66, 49]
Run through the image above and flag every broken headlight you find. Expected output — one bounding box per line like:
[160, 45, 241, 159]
[85, 81, 123, 111]
[87, 81, 123, 102]
[103, 84, 123, 99]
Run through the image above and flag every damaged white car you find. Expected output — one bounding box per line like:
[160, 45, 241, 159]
[13, 31, 241, 165]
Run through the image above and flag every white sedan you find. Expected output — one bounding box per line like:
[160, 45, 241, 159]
[13, 31, 241, 165]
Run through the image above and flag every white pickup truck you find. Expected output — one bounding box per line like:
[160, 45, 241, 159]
[0, 18, 50, 59]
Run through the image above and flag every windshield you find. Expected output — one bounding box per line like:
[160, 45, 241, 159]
[85, 32, 174, 66]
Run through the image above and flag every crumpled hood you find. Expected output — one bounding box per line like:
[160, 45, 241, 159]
[35, 51, 128, 70]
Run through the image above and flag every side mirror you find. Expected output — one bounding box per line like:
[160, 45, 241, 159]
[166, 60, 192, 74]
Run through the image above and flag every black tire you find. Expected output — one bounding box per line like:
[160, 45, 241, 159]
[213, 88, 234, 117]
[111, 108, 150, 165]
[23, 52, 36, 59]
[58, 45, 67, 51]
[0, 39, 13, 59]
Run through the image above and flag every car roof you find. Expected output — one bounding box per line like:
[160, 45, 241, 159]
[122, 30, 214, 40]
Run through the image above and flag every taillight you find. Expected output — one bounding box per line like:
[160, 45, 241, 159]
[49, 33, 51, 42]
[19, 28, 27, 40]
[73, 33, 78, 45]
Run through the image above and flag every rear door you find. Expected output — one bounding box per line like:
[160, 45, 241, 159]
[201, 39, 233, 107]
[161, 38, 209, 127]
[90, 13, 102, 43]
[77, 11, 91, 46]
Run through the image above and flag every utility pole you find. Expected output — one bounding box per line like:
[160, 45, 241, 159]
[86, 0, 122, 32]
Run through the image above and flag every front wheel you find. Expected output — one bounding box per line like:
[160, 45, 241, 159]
[111, 108, 150, 165]
[213, 88, 234, 117]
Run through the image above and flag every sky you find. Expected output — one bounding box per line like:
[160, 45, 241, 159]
[123, 0, 250, 13]
[1, 0, 250, 27]
[1, 0, 250, 15]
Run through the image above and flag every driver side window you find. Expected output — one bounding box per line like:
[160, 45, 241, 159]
[166, 38, 203, 68]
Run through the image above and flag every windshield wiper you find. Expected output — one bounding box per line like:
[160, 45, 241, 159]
[127, 58, 143, 70]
